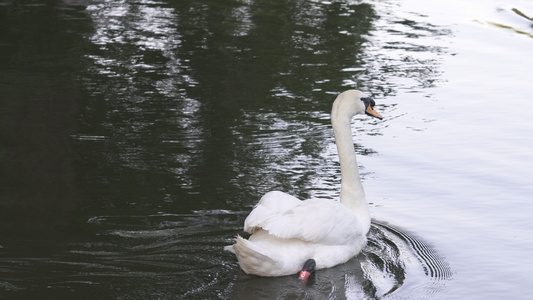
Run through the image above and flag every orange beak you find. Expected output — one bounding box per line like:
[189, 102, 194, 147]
[365, 105, 383, 120]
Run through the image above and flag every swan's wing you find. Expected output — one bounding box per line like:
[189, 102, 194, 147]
[259, 199, 363, 245]
[244, 191, 302, 234]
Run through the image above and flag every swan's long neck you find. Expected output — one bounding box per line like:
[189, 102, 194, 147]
[331, 106, 371, 235]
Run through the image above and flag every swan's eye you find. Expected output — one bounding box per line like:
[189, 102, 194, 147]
[361, 97, 374, 109]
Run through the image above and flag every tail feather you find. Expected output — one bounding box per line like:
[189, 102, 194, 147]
[232, 235, 277, 276]
[223, 244, 235, 254]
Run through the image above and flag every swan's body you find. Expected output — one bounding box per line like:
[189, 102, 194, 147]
[226, 90, 382, 277]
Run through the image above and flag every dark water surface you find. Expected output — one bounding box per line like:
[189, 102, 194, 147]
[1, 0, 532, 299]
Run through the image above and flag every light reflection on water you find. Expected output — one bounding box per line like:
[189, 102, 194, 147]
[2, 0, 532, 298]
[0, 0, 456, 298]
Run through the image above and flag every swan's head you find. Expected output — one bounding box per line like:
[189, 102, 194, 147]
[361, 97, 383, 120]
[332, 90, 383, 120]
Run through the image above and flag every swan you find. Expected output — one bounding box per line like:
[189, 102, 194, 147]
[225, 90, 383, 280]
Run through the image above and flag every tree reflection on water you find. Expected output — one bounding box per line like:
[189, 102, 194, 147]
[0, 0, 450, 298]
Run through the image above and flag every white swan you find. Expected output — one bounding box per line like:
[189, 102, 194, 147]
[225, 90, 383, 280]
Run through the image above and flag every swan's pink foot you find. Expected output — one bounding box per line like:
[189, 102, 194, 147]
[297, 259, 316, 283]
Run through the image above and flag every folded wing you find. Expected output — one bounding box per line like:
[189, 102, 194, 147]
[244, 191, 363, 245]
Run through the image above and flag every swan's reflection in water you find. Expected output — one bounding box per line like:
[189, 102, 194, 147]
[230, 221, 452, 299]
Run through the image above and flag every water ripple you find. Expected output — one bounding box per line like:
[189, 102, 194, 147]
[0, 211, 451, 299]
[228, 220, 452, 299]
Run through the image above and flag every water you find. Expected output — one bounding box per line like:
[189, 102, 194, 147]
[1, 0, 532, 298]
